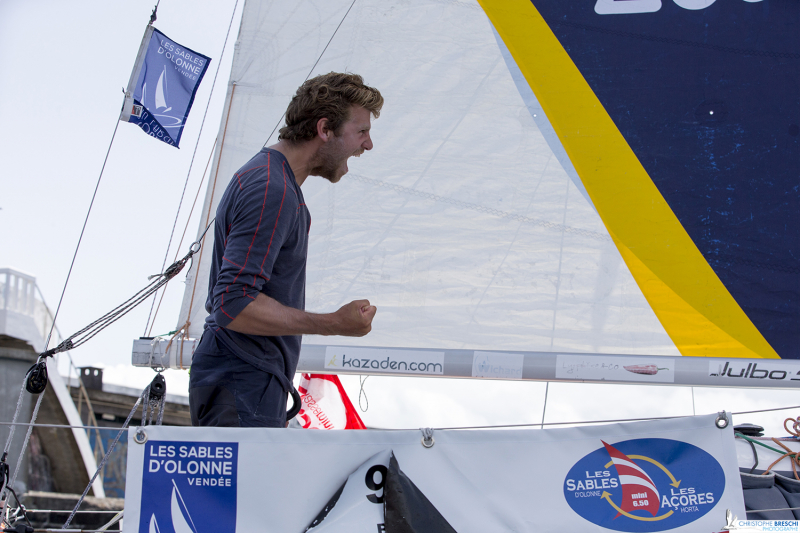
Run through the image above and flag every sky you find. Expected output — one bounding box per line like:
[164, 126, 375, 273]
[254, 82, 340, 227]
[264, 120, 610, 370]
[1, 0, 799, 439]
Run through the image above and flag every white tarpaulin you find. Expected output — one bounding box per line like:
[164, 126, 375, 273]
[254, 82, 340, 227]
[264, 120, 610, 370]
[123, 413, 744, 532]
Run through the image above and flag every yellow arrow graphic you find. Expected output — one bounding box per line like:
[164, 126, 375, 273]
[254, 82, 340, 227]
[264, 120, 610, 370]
[605, 455, 681, 487]
[600, 492, 674, 522]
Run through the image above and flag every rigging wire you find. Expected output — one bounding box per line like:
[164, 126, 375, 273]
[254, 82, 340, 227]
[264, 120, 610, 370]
[62, 375, 165, 530]
[539, 382, 550, 430]
[41, 118, 121, 354]
[1, 110, 122, 521]
[144, 0, 242, 335]
[146, 137, 216, 336]
[0, 230, 209, 519]
[263, 0, 359, 147]
[2, 403, 799, 433]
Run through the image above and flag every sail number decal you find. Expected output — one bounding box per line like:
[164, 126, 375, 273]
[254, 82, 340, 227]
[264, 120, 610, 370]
[564, 438, 724, 532]
[596, 0, 761, 15]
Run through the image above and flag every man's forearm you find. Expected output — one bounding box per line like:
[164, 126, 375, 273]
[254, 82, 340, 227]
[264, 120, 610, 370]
[225, 293, 375, 337]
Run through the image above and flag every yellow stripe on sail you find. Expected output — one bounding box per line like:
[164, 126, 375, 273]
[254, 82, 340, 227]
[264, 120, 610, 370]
[478, 0, 779, 359]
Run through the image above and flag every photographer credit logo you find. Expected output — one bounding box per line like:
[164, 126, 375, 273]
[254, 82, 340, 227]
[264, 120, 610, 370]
[139, 440, 237, 533]
[564, 439, 725, 532]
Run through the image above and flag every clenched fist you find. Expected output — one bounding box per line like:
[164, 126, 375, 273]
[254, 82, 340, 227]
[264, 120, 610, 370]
[330, 299, 377, 337]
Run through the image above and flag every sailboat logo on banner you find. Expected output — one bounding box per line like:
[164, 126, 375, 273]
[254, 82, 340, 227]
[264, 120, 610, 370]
[563, 439, 725, 531]
[138, 440, 237, 533]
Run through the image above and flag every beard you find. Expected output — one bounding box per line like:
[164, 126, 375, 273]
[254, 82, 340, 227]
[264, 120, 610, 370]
[309, 136, 365, 183]
[309, 135, 348, 183]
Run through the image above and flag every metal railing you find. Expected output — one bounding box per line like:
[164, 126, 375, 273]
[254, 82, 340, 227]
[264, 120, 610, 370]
[0, 267, 54, 348]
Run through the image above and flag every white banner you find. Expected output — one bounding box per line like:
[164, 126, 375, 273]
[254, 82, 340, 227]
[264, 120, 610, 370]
[123, 414, 744, 532]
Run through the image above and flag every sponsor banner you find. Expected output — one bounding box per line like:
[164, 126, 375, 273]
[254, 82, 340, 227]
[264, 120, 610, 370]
[123, 414, 743, 532]
[564, 439, 725, 531]
[557, 355, 675, 383]
[324, 347, 444, 375]
[472, 351, 524, 379]
[709, 361, 800, 384]
[122, 27, 210, 147]
[138, 440, 237, 533]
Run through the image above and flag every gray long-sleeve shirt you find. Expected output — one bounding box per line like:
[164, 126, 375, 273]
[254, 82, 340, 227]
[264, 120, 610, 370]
[203, 148, 310, 391]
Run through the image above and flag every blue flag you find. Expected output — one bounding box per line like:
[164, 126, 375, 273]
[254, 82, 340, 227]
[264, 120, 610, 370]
[121, 27, 211, 148]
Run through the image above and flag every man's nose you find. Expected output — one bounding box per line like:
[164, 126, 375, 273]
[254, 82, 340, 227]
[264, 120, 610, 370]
[363, 134, 373, 151]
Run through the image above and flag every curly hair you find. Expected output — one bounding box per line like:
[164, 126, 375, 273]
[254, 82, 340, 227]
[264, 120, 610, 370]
[278, 72, 383, 143]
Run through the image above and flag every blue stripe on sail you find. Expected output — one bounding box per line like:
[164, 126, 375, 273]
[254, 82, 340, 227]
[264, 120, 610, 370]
[530, 0, 800, 358]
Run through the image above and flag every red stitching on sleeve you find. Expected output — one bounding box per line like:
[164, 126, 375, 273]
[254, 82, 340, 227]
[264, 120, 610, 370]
[235, 164, 272, 191]
[258, 161, 288, 273]
[220, 294, 234, 320]
[226, 154, 272, 291]
[222, 256, 243, 268]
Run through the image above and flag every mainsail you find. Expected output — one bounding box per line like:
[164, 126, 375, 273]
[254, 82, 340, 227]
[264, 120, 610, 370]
[165, 0, 798, 385]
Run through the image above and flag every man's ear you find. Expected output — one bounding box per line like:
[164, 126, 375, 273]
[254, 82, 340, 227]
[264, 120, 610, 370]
[316, 118, 332, 142]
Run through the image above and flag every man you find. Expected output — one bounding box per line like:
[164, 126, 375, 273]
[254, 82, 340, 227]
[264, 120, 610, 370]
[189, 73, 383, 428]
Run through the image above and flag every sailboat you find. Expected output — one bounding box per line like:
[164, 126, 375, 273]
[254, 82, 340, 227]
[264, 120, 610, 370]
[145, 482, 197, 533]
[132, 0, 799, 400]
[122, 0, 798, 530]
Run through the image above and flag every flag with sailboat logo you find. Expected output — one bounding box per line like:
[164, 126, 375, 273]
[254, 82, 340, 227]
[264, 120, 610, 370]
[121, 27, 210, 148]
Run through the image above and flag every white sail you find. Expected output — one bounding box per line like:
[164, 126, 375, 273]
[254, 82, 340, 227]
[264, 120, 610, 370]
[155, 66, 169, 111]
[149, 514, 161, 533]
[171, 483, 197, 533]
[176, 0, 673, 356]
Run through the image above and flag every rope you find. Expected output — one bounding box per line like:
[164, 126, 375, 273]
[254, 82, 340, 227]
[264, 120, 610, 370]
[358, 376, 369, 412]
[39, 238, 202, 358]
[97, 510, 123, 531]
[735, 406, 800, 416]
[736, 433, 786, 456]
[6, 394, 44, 505]
[144, 0, 242, 335]
[755, 417, 800, 480]
[262, 0, 359, 147]
[0, 423, 130, 432]
[0, 377, 38, 517]
[63, 373, 166, 530]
